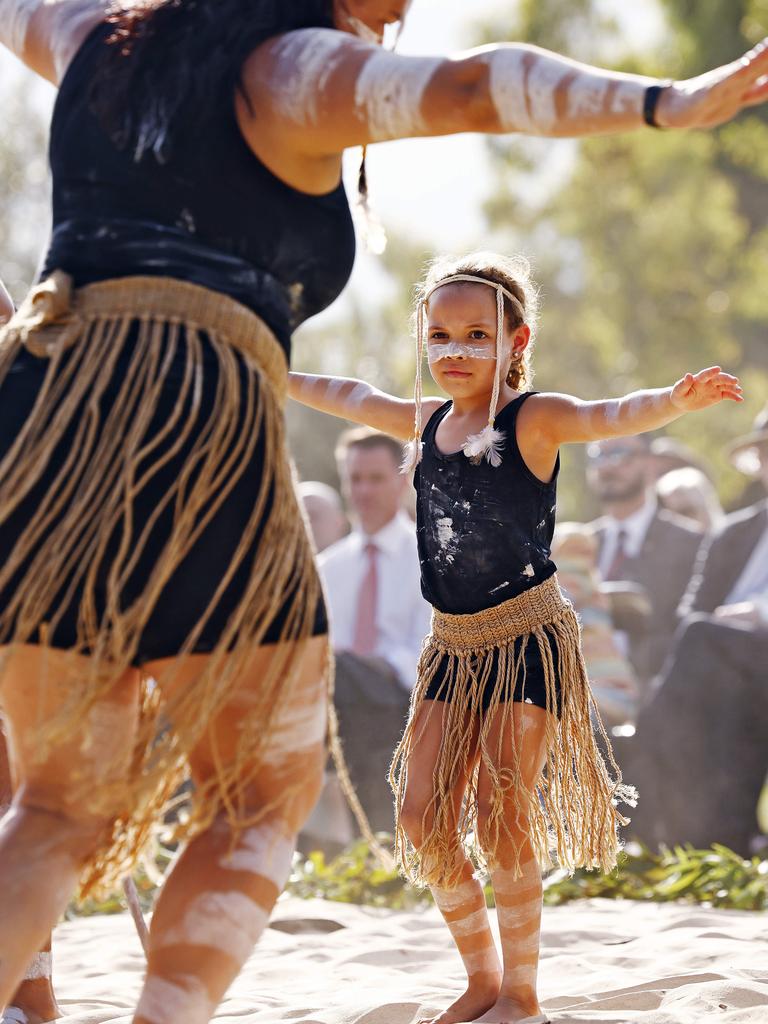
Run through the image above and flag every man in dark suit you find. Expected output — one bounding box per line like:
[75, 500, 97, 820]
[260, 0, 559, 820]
[623, 407, 768, 855]
[587, 435, 703, 688]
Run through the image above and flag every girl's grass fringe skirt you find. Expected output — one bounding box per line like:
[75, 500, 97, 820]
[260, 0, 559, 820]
[390, 574, 637, 888]
[0, 272, 346, 898]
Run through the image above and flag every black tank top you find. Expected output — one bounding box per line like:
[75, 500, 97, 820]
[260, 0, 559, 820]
[415, 393, 559, 615]
[41, 22, 356, 356]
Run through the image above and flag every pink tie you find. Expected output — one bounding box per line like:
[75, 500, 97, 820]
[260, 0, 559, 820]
[352, 541, 379, 656]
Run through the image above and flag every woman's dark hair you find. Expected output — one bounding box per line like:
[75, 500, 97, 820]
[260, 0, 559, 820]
[92, 0, 334, 162]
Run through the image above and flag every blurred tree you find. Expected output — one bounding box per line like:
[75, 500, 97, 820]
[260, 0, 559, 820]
[474, 0, 768, 517]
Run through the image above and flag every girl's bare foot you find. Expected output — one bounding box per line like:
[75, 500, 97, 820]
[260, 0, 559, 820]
[419, 973, 502, 1024]
[469, 994, 547, 1024]
[6, 978, 62, 1024]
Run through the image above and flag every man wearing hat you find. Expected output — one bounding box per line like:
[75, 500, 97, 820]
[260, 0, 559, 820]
[625, 405, 768, 855]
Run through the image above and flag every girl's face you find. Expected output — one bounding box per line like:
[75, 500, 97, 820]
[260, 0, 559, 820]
[426, 283, 528, 401]
[333, 0, 411, 43]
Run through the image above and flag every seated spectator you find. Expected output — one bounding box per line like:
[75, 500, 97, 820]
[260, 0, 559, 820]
[298, 479, 348, 553]
[586, 435, 703, 689]
[552, 523, 639, 730]
[621, 405, 768, 855]
[656, 466, 724, 532]
[307, 428, 432, 842]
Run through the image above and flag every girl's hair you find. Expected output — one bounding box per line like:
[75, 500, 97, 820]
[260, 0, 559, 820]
[91, 0, 334, 162]
[415, 251, 540, 391]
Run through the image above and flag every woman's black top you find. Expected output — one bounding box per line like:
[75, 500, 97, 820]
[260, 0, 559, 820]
[41, 23, 356, 356]
[415, 393, 559, 615]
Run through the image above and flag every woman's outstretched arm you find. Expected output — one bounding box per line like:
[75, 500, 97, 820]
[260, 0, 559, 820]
[288, 371, 443, 441]
[244, 29, 768, 157]
[0, 0, 107, 84]
[0, 278, 13, 323]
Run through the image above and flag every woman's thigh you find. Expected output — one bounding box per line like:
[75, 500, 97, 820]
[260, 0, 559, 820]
[0, 644, 140, 822]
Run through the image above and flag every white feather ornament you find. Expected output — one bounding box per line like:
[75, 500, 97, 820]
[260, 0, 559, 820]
[462, 425, 506, 467]
[400, 438, 423, 474]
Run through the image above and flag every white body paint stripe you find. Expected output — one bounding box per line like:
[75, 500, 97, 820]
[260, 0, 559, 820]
[483, 48, 533, 133]
[135, 974, 215, 1024]
[264, 695, 327, 762]
[158, 890, 269, 962]
[220, 823, 295, 889]
[270, 29, 352, 126]
[448, 907, 491, 937]
[355, 50, 441, 141]
[24, 950, 52, 980]
[431, 879, 481, 911]
[0, 0, 38, 57]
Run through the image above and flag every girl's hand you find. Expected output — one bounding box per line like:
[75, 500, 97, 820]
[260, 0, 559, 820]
[670, 366, 743, 411]
[658, 39, 768, 128]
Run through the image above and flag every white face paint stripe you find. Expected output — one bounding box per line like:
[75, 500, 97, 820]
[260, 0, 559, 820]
[0, 0, 38, 57]
[135, 974, 215, 1024]
[158, 890, 269, 963]
[355, 50, 441, 141]
[427, 341, 498, 361]
[219, 823, 295, 889]
[270, 29, 352, 126]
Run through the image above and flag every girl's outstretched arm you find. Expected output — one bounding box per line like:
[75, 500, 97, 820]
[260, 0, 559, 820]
[288, 372, 444, 441]
[524, 366, 743, 451]
[0, 279, 13, 323]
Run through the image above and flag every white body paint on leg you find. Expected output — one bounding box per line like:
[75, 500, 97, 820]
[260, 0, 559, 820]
[23, 950, 52, 980]
[354, 50, 441, 141]
[269, 29, 353, 126]
[158, 890, 269, 963]
[218, 820, 295, 890]
[263, 696, 326, 763]
[135, 974, 215, 1024]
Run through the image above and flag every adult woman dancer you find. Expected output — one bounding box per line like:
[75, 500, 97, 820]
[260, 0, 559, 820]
[0, 2, 766, 1022]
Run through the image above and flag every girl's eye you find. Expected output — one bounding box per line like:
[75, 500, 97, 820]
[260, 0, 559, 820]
[469, 330, 488, 340]
[429, 331, 447, 340]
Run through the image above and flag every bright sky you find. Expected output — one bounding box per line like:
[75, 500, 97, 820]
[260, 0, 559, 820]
[0, 0, 666, 320]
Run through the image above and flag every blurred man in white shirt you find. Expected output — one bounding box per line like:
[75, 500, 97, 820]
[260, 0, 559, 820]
[307, 428, 432, 840]
[319, 428, 432, 690]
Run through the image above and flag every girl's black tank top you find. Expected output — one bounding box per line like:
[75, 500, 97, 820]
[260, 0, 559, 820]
[415, 393, 559, 615]
[41, 22, 356, 357]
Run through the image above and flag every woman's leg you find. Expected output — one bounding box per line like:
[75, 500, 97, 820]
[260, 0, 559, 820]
[0, 728, 61, 1023]
[132, 637, 328, 1024]
[399, 702, 501, 1024]
[0, 645, 140, 1007]
[473, 703, 552, 1024]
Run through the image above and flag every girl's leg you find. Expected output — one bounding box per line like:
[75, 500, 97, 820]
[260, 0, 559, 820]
[474, 703, 552, 1024]
[133, 637, 327, 1024]
[400, 702, 501, 1024]
[0, 727, 62, 1023]
[0, 645, 141, 1006]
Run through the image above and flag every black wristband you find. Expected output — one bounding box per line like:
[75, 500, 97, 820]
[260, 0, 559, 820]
[643, 82, 673, 128]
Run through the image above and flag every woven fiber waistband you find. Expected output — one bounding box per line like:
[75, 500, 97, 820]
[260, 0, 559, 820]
[430, 574, 570, 650]
[7, 271, 288, 401]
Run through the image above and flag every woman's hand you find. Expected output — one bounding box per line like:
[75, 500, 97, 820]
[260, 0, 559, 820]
[670, 367, 743, 411]
[658, 39, 768, 128]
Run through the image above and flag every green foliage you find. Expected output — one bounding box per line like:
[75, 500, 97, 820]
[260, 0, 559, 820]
[68, 840, 767, 917]
[541, 843, 768, 910]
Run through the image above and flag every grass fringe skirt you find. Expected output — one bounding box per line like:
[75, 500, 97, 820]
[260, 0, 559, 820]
[390, 574, 637, 889]
[0, 271, 336, 898]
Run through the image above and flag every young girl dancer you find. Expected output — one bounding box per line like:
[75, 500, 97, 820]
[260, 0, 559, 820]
[288, 252, 742, 1024]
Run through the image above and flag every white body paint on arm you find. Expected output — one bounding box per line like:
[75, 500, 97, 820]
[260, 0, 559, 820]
[0, 0, 39, 57]
[268, 29, 352, 126]
[354, 48, 441, 141]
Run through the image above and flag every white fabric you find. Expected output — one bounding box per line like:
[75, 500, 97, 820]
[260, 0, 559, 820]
[319, 511, 432, 689]
[725, 525, 768, 623]
[2, 1008, 29, 1024]
[597, 497, 658, 579]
